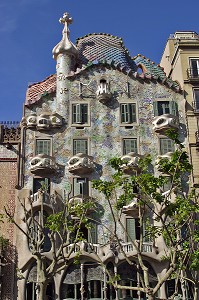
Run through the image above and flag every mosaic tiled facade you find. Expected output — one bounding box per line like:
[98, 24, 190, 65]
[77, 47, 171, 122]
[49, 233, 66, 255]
[12, 13, 189, 300]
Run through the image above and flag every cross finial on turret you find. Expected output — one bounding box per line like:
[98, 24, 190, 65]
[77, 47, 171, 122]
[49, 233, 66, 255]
[59, 12, 73, 26]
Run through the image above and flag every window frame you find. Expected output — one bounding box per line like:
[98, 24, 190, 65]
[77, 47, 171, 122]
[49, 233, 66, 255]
[119, 102, 137, 126]
[153, 100, 178, 117]
[73, 138, 89, 155]
[193, 88, 199, 112]
[159, 137, 175, 155]
[73, 177, 89, 196]
[35, 138, 52, 156]
[71, 102, 90, 127]
[189, 58, 199, 78]
[122, 137, 138, 155]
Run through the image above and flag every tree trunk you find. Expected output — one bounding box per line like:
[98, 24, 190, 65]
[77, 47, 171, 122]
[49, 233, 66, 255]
[37, 281, 48, 300]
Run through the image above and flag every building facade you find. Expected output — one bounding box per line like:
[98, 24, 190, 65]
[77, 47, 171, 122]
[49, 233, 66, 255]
[0, 122, 21, 299]
[2, 14, 191, 300]
[160, 31, 199, 187]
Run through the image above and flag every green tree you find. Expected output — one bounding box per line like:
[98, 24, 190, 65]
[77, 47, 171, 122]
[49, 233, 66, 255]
[92, 131, 199, 300]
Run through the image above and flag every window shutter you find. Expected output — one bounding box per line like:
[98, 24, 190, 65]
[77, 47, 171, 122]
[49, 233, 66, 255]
[153, 101, 158, 116]
[76, 104, 82, 123]
[82, 104, 88, 123]
[169, 101, 178, 116]
[126, 218, 136, 242]
[130, 104, 136, 123]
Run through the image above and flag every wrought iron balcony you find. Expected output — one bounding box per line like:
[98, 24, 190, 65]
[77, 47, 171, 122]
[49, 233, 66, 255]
[96, 81, 112, 104]
[187, 68, 199, 80]
[30, 154, 58, 175]
[67, 153, 95, 174]
[152, 114, 179, 133]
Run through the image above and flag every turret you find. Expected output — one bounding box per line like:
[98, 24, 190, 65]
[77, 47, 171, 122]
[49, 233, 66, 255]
[52, 13, 78, 113]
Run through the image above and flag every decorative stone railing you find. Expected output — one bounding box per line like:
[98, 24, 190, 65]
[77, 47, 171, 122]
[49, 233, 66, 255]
[22, 113, 63, 130]
[120, 152, 143, 175]
[120, 242, 153, 253]
[67, 153, 95, 175]
[30, 154, 59, 175]
[65, 242, 100, 255]
[152, 114, 179, 133]
[30, 191, 50, 204]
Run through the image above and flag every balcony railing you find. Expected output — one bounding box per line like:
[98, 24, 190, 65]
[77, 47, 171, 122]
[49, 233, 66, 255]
[120, 242, 153, 253]
[187, 68, 199, 80]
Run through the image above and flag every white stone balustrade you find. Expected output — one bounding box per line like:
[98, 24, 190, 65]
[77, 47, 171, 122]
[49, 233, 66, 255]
[152, 114, 179, 133]
[67, 153, 95, 174]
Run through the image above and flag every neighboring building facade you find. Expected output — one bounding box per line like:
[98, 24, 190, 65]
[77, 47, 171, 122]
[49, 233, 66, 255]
[0, 122, 21, 300]
[160, 31, 199, 187]
[1, 14, 192, 300]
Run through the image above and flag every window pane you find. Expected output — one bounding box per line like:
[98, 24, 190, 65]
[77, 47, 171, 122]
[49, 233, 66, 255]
[120, 103, 136, 124]
[194, 89, 199, 110]
[157, 101, 170, 115]
[72, 104, 88, 124]
[126, 218, 136, 242]
[73, 139, 88, 154]
[123, 139, 137, 154]
[36, 139, 50, 155]
[160, 138, 175, 154]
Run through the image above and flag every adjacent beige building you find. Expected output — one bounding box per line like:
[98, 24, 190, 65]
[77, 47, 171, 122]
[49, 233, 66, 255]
[160, 31, 199, 186]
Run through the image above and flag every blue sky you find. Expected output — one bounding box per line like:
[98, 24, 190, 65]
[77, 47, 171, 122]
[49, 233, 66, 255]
[1, 0, 199, 121]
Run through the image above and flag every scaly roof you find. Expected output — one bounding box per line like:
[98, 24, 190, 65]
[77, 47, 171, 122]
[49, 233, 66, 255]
[25, 34, 181, 106]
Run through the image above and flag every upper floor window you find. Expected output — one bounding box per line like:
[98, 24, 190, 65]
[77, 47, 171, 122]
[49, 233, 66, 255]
[123, 138, 138, 155]
[153, 101, 178, 116]
[73, 139, 88, 155]
[160, 138, 175, 154]
[193, 88, 199, 112]
[120, 103, 137, 125]
[73, 177, 89, 196]
[72, 103, 88, 125]
[190, 58, 199, 78]
[35, 139, 51, 155]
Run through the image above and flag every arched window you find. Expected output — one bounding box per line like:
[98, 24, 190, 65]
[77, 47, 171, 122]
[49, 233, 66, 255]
[26, 263, 54, 300]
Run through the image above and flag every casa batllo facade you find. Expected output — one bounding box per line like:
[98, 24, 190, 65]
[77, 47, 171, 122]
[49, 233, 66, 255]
[1, 13, 188, 300]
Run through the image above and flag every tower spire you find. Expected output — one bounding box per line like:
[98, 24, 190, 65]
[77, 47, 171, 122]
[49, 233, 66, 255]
[52, 12, 78, 61]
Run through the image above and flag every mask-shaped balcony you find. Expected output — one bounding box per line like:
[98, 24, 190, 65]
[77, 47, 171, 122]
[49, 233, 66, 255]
[26, 114, 37, 128]
[30, 154, 58, 176]
[152, 114, 179, 133]
[50, 113, 63, 128]
[37, 114, 51, 130]
[122, 197, 142, 217]
[155, 152, 173, 173]
[67, 153, 95, 175]
[96, 80, 112, 104]
[121, 152, 143, 175]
